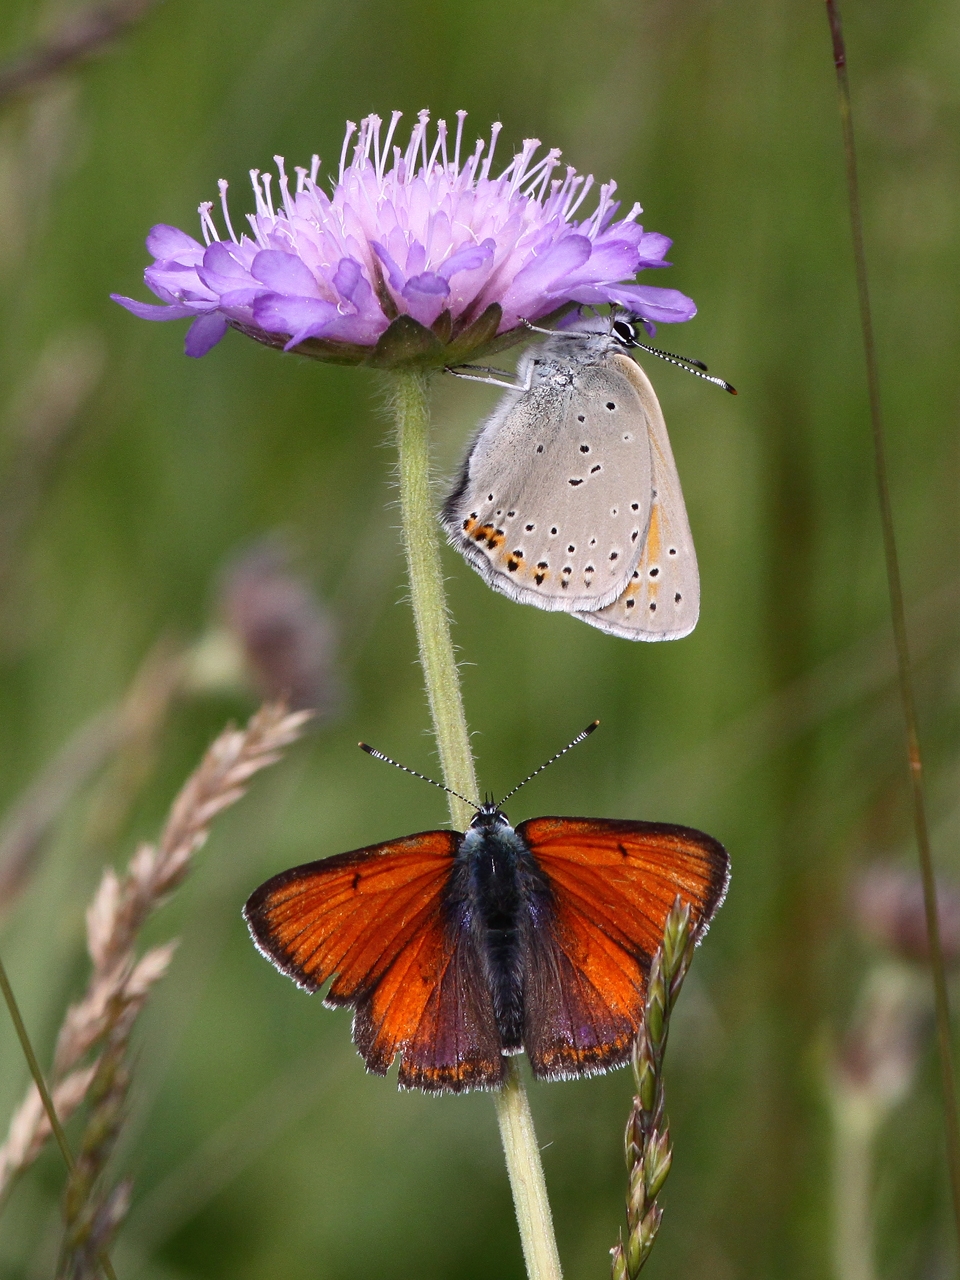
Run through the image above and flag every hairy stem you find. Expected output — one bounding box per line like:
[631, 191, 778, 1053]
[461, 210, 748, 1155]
[825, 0, 960, 1245]
[494, 1061, 563, 1280]
[392, 370, 562, 1280]
[392, 371, 477, 828]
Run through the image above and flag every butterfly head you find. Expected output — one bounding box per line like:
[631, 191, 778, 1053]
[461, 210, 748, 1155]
[529, 310, 651, 370]
[470, 800, 512, 831]
[611, 316, 643, 347]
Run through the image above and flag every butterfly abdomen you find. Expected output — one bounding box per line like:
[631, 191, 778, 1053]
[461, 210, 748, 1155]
[453, 817, 551, 1055]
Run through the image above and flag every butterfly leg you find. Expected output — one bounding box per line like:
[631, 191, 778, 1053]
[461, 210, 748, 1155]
[518, 317, 581, 339]
[444, 364, 531, 391]
[517, 310, 615, 339]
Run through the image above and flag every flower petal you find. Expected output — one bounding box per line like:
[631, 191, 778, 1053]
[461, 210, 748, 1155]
[371, 242, 406, 293]
[251, 250, 322, 298]
[253, 293, 341, 342]
[404, 241, 427, 278]
[202, 241, 254, 281]
[111, 294, 201, 321]
[217, 288, 263, 308]
[439, 239, 495, 280]
[400, 273, 450, 325]
[146, 225, 204, 260]
[505, 235, 592, 298]
[145, 261, 216, 305]
[331, 257, 363, 303]
[635, 232, 673, 266]
[597, 284, 697, 324]
[328, 262, 382, 331]
[562, 239, 645, 287]
[185, 312, 229, 357]
[402, 273, 449, 298]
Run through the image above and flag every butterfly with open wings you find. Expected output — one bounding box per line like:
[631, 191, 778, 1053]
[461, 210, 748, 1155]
[244, 729, 729, 1093]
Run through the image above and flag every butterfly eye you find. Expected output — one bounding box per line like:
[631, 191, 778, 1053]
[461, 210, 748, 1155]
[612, 319, 638, 346]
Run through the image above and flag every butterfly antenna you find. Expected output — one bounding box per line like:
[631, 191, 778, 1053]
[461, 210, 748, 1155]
[498, 720, 600, 805]
[521, 313, 737, 394]
[358, 742, 480, 811]
[632, 340, 737, 394]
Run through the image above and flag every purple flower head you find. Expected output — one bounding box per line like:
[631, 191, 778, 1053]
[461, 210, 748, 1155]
[113, 111, 696, 369]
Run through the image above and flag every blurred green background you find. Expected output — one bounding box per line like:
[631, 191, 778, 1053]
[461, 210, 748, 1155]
[0, 0, 958, 1277]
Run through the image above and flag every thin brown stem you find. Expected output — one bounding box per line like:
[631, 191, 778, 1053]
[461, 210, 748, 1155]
[824, 0, 960, 1246]
[0, 0, 163, 106]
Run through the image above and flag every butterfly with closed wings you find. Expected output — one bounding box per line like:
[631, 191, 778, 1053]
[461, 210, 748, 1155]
[244, 725, 729, 1093]
[442, 312, 735, 640]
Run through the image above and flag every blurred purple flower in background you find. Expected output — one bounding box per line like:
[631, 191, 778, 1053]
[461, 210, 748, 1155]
[112, 110, 696, 368]
[855, 864, 960, 967]
[220, 539, 341, 717]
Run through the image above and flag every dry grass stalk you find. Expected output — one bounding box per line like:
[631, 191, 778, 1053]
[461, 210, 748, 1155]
[0, 703, 309, 1217]
[610, 900, 695, 1280]
[0, 1068, 96, 1198]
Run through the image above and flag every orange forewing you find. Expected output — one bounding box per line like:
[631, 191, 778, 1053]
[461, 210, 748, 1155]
[244, 832, 505, 1092]
[245, 832, 456, 993]
[518, 817, 728, 1079]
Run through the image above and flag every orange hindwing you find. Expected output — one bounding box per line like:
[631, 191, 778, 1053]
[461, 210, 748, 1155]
[518, 817, 729, 1079]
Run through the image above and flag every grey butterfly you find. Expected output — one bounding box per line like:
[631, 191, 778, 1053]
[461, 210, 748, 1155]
[442, 314, 732, 640]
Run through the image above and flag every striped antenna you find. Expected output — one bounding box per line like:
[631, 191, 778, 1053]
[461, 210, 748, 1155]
[498, 720, 600, 805]
[631, 340, 737, 394]
[358, 742, 480, 811]
[519, 314, 737, 393]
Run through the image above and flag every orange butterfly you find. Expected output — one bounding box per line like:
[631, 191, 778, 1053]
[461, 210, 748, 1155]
[245, 740, 729, 1094]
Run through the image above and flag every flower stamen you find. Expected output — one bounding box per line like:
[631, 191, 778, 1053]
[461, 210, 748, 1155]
[198, 201, 218, 245]
[218, 180, 238, 242]
[564, 174, 594, 222]
[454, 110, 467, 172]
[480, 122, 502, 181]
[427, 120, 445, 175]
[338, 122, 357, 185]
[379, 111, 403, 182]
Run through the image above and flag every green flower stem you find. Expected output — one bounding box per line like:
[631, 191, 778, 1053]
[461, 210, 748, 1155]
[392, 371, 477, 831]
[0, 953, 118, 1280]
[494, 1059, 563, 1280]
[392, 370, 563, 1280]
